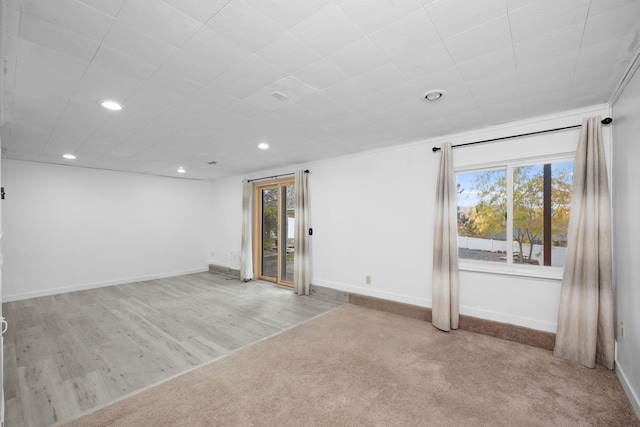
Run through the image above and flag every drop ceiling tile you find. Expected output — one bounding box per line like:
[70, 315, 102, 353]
[430, 84, 475, 105]
[513, 21, 585, 67]
[480, 99, 524, 125]
[4, 127, 49, 154]
[522, 91, 570, 118]
[102, 23, 176, 68]
[267, 104, 325, 128]
[17, 39, 90, 79]
[295, 92, 349, 118]
[456, 46, 516, 83]
[20, 14, 100, 62]
[516, 50, 578, 85]
[78, 119, 144, 155]
[147, 69, 204, 95]
[506, 0, 528, 11]
[373, 79, 423, 104]
[21, 0, 114, 42]
[182, 27, 252, 70]
[508, 0, 590, 44]
[246, 0, 332, 29]
[291, 3, 364, 56]
[9, 99, 61, 141]
[391, 42, 454, 79]
[322, 76, 373, 103]
[162, 50, 227, 85]
[369, 9, 440, 59]
[161, 0, 229, 23]
[208, 54, 288, 99]
[588, 0, 640, 16]
[14, 61, 79, 103]
[92, 45, 159, 81]
[256, 32, 322, 74]
[407, 66, 466, 94]
[443, 15, 512, 64]
[424, 0, 507, 39]
[519, 72, 573, 98]
[436, 96, 481, 116]
[77, 0, 126, 17]
[581, 2, 640, 48]
[567, 84, 611, 109]
[190, 86, 265, 118]
[294, 59, 350, 90]
[338, 93, 384, 115]
[444, 108, 487, 130]
[338, 0, 422, 34]
[124, 83, 190, 116]
[571, 64, 618, 89]
[116, 0, 202, 48]
[355, 63, 408, 94]
[206, 0, 286, 52]
[327, 38, 388, 77]
[468, 71, 520, 103]
[76, 65, 147, 103]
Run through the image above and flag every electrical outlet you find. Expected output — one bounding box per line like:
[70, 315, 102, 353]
[365, 275, 371, 285]
[621, 321, 625, 338]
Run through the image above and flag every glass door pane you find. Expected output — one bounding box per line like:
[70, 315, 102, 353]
[281, 184, 295, 283]
[261, 188, 278, 280]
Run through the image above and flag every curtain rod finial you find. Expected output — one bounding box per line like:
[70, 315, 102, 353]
[432, 147, 441, 152]
[601, 117, 612, 125]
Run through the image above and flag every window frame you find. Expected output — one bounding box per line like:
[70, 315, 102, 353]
[456, 153, 575, 280]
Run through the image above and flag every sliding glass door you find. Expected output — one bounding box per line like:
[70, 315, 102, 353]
[254, 179, 295, 286]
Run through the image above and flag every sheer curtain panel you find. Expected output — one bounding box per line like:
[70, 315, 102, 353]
[432, 143, 460, 331]
[240, 180, 254, 282]
[554, 116, 614, 369]
[293, 170, 310, 295]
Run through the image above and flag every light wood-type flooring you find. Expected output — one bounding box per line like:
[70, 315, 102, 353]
[2, 272, 342, 427]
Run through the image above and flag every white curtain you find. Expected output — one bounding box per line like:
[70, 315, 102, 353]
[432, 143, 460, 331]
[554, 116, 614, 369]
[293, 170, 310, 295]
[240, 180, 254, 282]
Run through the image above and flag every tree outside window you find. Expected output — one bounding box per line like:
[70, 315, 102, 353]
[457, 161, 573, 267]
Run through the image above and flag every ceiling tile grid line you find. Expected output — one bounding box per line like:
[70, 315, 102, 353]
[2, 0, 640, 179]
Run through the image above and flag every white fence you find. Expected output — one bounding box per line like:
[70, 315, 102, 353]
[458, 236, 567, 267]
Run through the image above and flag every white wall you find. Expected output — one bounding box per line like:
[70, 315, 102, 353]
[612, 65, 640, 416]
[209, 105, 611, 334]
[1, 160, 216, 301]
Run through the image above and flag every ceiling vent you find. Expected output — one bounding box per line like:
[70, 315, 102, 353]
[270, 91, 288, 100]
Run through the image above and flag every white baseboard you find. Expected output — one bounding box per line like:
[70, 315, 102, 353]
[459, 305, 558, 333]
[617, 359, 640, 420]
[312, 278, 557, 333]
[2, 267, 209, 302]
[311, 278, 431, 308]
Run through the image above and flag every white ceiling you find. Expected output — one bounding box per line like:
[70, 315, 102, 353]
[1, 0, 639, 180]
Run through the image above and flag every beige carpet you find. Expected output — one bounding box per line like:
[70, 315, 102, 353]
[60, 304, 639, 427]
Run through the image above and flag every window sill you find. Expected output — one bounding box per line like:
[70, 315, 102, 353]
[458, 260, 564, 281]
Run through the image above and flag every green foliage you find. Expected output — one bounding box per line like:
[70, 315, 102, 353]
[460, 163, 572, 261]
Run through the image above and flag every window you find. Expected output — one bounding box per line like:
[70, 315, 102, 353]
[457, 158, 573, 274]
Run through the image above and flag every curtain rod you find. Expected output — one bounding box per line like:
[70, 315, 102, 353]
[247, 169, 309, 183]
[432, 117, 613, 153]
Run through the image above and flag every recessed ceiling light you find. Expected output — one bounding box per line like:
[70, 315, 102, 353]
[177, 167, 186, 174]
[62, 153, 76, 160]
[101, 100, 122, 111]
[258, 143, 269, 150]
[422, 89, 447, 102]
